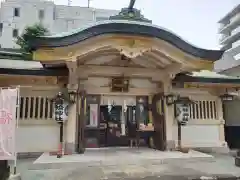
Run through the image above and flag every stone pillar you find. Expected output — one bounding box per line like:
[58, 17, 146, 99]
[162, 78, 175, 150]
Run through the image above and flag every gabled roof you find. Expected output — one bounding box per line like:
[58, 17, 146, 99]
[0, 48, 68, 76]
[30, 20, 224, 61]
[0, 48, 27, 60]
[0, 48, 42, 69]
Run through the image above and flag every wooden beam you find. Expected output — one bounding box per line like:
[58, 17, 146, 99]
[0, 75, 59, 86]
[184, 82, 240, 89]
[85, 86, 160, 95]
[77, 65, 170, 79]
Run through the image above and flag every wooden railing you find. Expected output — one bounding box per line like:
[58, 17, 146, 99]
[19, 96, 54, 120]
[189, 100, 218, 120]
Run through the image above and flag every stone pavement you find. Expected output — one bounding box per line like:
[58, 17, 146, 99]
[10, 148, 240, 180]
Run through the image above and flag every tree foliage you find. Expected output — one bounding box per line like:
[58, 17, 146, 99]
[16, 24, 48, 56]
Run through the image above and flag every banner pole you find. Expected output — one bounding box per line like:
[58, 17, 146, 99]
[13, 86, 20, 174]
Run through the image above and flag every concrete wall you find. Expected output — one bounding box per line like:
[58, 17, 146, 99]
[16, 86, 60, 153]
[171, 88, 225, 149]
[172, 125, 221, 147]
[17, 123, 59, 153]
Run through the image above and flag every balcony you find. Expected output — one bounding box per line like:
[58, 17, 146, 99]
[225, 44, 240, 57]
[219, 15, 240, 34]
[219, 31, 240, 45]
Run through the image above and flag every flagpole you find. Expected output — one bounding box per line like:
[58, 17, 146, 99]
[13, 85, 20, 174]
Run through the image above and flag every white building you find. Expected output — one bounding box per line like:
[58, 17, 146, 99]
[0, 0, 119, 48]
[214, 4, 240, 150]
[219, 4, 240, 59]
[215, 4, 240, 73]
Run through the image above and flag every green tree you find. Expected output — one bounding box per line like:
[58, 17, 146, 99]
[16, 24, 48, 58]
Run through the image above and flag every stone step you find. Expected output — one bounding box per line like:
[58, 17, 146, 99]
[30, 156, 215, 170]
[22, 168, 240, 180]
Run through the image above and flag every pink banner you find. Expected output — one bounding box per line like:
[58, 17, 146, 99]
[0, 88, 18, 160]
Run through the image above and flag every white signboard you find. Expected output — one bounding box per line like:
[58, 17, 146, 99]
[0, 88, 18, 160]
[89, 104, 98, 127]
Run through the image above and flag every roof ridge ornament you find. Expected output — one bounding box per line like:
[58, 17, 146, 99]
[128, 0, 136, 11]
[109, 0, 152, 23]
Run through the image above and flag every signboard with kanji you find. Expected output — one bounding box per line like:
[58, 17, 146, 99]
[53, 103, 68, 122]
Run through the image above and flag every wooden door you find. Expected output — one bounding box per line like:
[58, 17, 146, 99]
[151, 93, 166, 151]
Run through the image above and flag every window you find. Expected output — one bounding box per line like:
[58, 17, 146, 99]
[189, 100, 217, 120]
[14, 8, 20, 17]
[12, 29, 18, 38]
[19, 96, 54, 119]
[0, 23, 3, 36]
[39, 9, 44, 19]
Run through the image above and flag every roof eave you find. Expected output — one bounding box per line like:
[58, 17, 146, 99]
[174, 74, 240, 84]
[30, 22, 224, 61]
[0, 67, 68, 76]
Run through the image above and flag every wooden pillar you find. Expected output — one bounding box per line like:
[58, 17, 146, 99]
[162, 78, 175, 150]
[76, 77, 88, 153]
[66, 60, 79, 153]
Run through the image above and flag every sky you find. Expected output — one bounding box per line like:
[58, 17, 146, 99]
[54, 0, 239, 50]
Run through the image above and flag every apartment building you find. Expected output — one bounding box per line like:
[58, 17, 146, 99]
[215, 4, 240, 74]
[214, 4, 240, 150]
[0, 0, 119, 48]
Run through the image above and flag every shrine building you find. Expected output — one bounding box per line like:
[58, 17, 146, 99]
[1, 7, 240, 155]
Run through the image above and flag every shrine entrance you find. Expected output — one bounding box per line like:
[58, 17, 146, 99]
[78, 93, 166, 150]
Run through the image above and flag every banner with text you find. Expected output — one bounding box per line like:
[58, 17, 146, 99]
[0, 88, 18, 160]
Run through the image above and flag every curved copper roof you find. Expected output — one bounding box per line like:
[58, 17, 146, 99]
[30, 20, 224, 61]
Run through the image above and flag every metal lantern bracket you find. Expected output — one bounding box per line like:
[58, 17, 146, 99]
[165, 94, 178, 106]
[220, 93, 234, 101]
[174, 96, 196, 105]
[68, 91, 77, 103]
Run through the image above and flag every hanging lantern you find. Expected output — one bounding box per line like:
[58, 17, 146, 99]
[51, 92, 68, 123]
